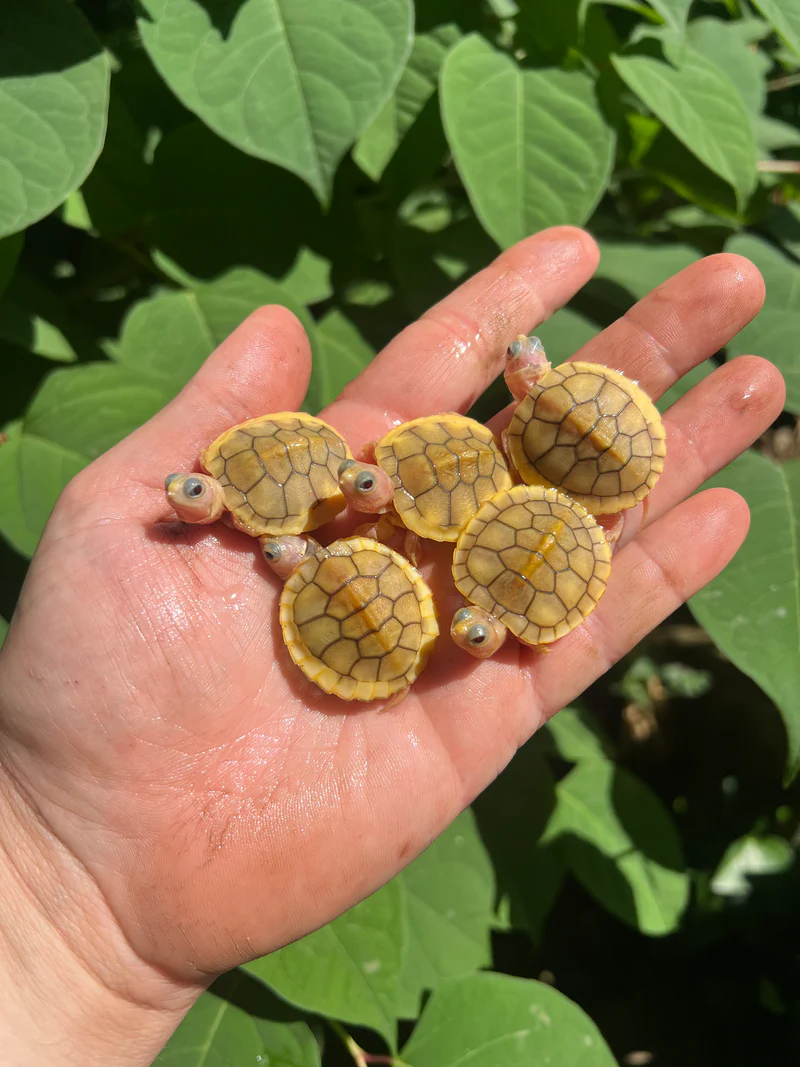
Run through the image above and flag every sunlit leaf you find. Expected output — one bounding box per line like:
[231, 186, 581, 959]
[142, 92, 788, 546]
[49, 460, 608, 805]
[0, 0, 109, 237]
[711, 834, 795, 899]
[545, 705, 612, 763]
[305, 309, 374, 413]
[138, 0, 414, 201]
[245, 881, 405, 1048]
[691, 451, 800, 782]
[546, 760, 690, 935]
[686, 17, 771, 113]
[752, 0, 800, 57]
[402, 972, 617, 1067]
[441, 35, 614, 248]
[396, 809, 495, 1018]
[647, 0, 692, 38]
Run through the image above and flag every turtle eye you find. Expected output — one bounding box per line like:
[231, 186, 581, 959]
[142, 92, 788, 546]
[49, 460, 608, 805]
[355, 470, 376, 493]
[183, 477, 205, 498]
[467, 623, 489, 646]
[453, 607, 472, 625]
[262, 541, 283, 562]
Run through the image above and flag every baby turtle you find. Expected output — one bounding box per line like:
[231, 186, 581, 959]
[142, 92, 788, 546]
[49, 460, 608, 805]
[165, 412, 352, 574]
[504, 335, 666, 515]
[280, 537, 438, 701]
[450, 484, 611, 657]
[338, 414, 513, 557]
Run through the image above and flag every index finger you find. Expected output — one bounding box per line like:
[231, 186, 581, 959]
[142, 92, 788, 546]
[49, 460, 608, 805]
[323, 226, 599, 447]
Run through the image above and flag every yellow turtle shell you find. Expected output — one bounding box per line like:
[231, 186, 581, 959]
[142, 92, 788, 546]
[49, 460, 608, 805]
[374, 414, 514, 542]
[507, 362, 666, 514]
[452, 485, 611, 646]
[201, 412, 352, 537]
[280, 537, 438, 701]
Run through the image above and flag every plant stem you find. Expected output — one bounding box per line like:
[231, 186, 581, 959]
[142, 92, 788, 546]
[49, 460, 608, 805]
[768, 72, 800, 92]
[327, 1020, 413, 1067]
[758, 160, 800, 173]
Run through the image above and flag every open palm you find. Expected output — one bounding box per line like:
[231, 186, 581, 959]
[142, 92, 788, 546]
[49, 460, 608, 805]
[0, 228, 783, 1007]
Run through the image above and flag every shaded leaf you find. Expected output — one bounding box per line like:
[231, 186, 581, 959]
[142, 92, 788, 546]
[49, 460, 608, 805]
[0, 427, 86, 557]
[0, 616, 7, 647]
[547, 760, 689, 935]
[612, 45, 757, 209]
[591, 240, 699, 308]
[0, 0, 109, 237]
[402, 972, 617, 1067]
[245, 881, 405, 1048]
[355, 25, 460, 181]
[0, 234, 22, 298]
[690, 451, 800, 782]
[724, 234, 800, 413]
[711, 834, 795, 900]
[396, 809, 495, 1018]
[306, 310, 374, 413]
[752, 0, 800, 57]
[138, 0, 414, 201]
[546, 705, 612, 763]
[155, 971, 320, 1066]
[441, 35, 614, 248]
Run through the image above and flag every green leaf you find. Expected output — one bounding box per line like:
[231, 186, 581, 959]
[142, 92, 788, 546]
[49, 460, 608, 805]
[137, 0, 414, 201]
[724, 234, 800, 413]
[0, 616, 8, 648]
[355, 25, 460, 181]
[306, 309, 374, 414]
[647, 0, 692, 38]
[245, 881, 405, 1049]
[752, 0, 800, 57]
[547, 760, 689, 935]
[396, 809, 495, 1019]
[711, 834, 795, 900]
[402, 972, 617, 1067]
[0, 234, 22, 298]
[612, 45, 758, 209]
[686, 17, 772, 113]
[690, 451, 800, 782]
[441, 35, 615, 249]
[155, 972, 320, 1066]
[0, 427, 86, 557]
[536, 309, 599, 364]
[0, 0, 110, 238]
[280, 248, 333, 307]
[545, 705, 612, 762]
[0, 300, 76, 363]
[589, 240, 699, 310]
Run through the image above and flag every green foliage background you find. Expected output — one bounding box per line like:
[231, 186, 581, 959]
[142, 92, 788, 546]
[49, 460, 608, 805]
[1, 0, 800, 1063]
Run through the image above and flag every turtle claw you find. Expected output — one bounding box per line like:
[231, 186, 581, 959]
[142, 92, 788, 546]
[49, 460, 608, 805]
[382, 686, 410, 711]
[403, 530, 422, 568]
[595, 513, 624, 549]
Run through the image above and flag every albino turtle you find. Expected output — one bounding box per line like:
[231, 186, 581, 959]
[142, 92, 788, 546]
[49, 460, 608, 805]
[503, 335, 666, 518]
[338, 414, 513, 560]
[165, 412, 351, 575]
[280, 536, 438, 701]
[450, 484, 611, 657]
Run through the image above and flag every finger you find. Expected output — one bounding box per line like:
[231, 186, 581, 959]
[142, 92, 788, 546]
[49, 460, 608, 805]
[616, 356, 785, 547]
[323, 226, 599, 446]
[574, 253, 765, 397]
[111, 306, 312, 479]
[527, 488, 749, 720]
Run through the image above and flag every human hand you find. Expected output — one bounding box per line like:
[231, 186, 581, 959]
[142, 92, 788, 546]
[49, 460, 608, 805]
[0, 227, 783, 1063]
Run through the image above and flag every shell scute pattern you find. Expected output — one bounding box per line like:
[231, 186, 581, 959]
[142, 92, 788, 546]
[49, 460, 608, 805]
[375, 414, 514, 541]
[201, 412, 351, 537]
[280, 537, 438, 701]
[453, 485, 611, 646]
[508, 362, 666, 514]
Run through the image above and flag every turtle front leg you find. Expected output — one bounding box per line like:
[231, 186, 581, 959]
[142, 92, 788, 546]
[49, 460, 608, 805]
[595, 512, 625, 550]
[403, 529, 423, 568]
[381, 686, 410, 711]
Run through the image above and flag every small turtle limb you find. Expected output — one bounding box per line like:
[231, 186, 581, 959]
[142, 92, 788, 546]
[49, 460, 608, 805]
[260, 535, 321, 580]
[381, 686, 410, 711]
[403, 529, 422, 568]
[164, 472, 226, 525]
[450, 604, 507, 659]
[595, 512, 625, 548]
[504, 334, 552, 401]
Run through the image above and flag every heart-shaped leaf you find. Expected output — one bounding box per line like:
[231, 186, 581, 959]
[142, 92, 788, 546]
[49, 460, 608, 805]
[546, 759, 689, 935]
[245, 880, 405, 1048]
[402, 972, 617, 1067]
[441, 35, 615, 248]
[691, 451, 800, 782]
[612, 45, 757, 210]
[723, 234, 800, 414]
[137, 0, 413, 202]
[396, 809, 495, 1018]
[0, 0, 110, 238]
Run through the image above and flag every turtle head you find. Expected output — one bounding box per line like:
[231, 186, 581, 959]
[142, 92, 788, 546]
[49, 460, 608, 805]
[504, 334, 551, 401]
[338, 458, 394, 514]
[450, 605, 507, 659]
[164, 472, 225, 525]
[259, 535, 321, 580]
